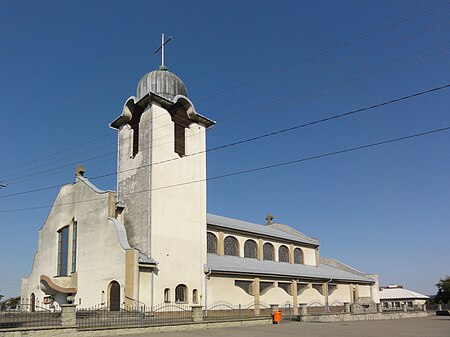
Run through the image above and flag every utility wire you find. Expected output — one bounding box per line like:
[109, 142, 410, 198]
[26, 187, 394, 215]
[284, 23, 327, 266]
[198, 1, 450, 102]
[1, 125, 449, 213]
[1, 83, 448, 199]
[1, 1, 447, 176]
[4, 40, 449, 185]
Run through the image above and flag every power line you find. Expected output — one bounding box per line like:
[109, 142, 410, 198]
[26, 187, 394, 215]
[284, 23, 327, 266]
[0, 132, 115, 175]
[4, 39, 448, 186]
[1, 83, 448, 199]
[1, 124, 449, 214]
[1, 2, 447, 177]
[203, 21, 450, 117]
[198, 1, 450, 102]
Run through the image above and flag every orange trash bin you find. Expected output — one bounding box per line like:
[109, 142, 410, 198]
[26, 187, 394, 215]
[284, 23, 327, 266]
[272, 310, 282, 324]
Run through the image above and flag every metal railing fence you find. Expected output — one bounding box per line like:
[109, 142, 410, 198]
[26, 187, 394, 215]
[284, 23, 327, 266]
[76, 301, 192, 328]
[204, 301, 272, 320]
[0, 304, 61, 328]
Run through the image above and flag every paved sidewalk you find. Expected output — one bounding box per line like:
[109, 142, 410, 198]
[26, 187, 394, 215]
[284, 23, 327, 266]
[115, 316, 450, 337]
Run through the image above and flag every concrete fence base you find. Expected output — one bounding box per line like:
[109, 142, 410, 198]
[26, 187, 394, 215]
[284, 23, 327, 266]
[297, 310, 431, 322]
[0, 317, 271, 337]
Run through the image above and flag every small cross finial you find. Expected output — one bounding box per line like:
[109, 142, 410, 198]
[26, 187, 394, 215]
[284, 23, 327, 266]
[154, 33, 173, 70]
[265, 213, 274, 224]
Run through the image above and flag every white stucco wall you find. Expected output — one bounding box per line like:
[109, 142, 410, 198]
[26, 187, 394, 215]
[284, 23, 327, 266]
[328, 284, 351, 304]
[149, 103, 208, 306]
[260, 285, 291, 305]
[298, 286, 325, 305]
[206, 276, 253, 306]
[21, 178, 128, 309]
[358, 284, 371, 298]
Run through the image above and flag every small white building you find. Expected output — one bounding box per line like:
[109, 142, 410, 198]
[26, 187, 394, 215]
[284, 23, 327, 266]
[21, 63, 380, 312]
[379, 285, 429, 309]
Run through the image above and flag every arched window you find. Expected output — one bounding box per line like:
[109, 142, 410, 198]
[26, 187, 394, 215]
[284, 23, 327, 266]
[244, 240, 258, 259]
[278, 245, 289, 262]
[294, 248, 304, 264]
[175, 284, 188, 302]
[224, 236, 239, 256]
[207, 232, 218, 254]
[192, 289, 198, 304]
[263, 243, 274, 261]
[164, 288, 170, 303]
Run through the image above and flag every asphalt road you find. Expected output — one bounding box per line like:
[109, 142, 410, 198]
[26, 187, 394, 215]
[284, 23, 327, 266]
[115, 316, 450, 337]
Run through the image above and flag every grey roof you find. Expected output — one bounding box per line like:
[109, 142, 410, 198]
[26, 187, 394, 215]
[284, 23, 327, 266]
[379, 288, 429, 300]
[137, 69, 187, 100]
[320, 257, 368, 277]
[107, 218, 131, 250]
[138, 253, 158, 265]
[206, 254, 374, 283]
[207, 213, 319, 246]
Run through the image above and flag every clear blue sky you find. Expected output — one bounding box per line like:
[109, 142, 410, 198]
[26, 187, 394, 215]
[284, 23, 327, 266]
[0, 0, 449, 298]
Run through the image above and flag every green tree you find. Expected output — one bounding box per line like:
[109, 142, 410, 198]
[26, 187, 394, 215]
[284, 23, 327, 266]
[435, 276, 450, 304]
[0, 290, 3, 302]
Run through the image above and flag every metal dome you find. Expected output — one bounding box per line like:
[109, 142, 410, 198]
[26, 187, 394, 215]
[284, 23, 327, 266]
[136, 67, 188, 101]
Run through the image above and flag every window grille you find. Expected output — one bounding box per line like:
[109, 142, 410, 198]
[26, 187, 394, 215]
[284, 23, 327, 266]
[294, 248, 304, 264]
[57, 226, 69, 276]
[297, 283, 308, 294]
[260, 282, 274, 295]
[278, 282, 292, 295]
[329, 284, 338, 295]
[244, 240, 257, 258]
[312, 283, 324, 295]
[235, 280, 253, 295]
[175, 284, 187, 302]
[278, 245, 289, 262]
[263, 243, 274, 261]
[224, 236, 239, 256]
[207, 232, 218, 254]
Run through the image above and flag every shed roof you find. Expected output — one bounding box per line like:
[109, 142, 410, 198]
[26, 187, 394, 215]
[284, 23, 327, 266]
[206, 254, 374, 283]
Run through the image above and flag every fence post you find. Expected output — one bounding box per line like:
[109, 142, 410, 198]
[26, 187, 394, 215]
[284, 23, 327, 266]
[191, 305, 203, 323]
[344, 302, 350, 313]
[402, 303, 407, 312]
[377, 303, 382, 313]
[438, 304, 442, 311]
[300, 304, 307, 316]
[239, 304, 242, 319]
[423, 304, 427, 311]
[61, 304, 77, 327]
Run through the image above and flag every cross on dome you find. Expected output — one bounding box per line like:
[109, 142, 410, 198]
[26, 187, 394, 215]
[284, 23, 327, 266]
[154, 33, 173, 71]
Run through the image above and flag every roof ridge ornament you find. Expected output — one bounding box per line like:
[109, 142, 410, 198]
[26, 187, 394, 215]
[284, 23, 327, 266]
[154, 33, 172, 71]
[265, 213, 274, 225]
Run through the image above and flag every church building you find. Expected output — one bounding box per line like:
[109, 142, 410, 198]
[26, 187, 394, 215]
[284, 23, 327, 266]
[21, 53, 380, 312]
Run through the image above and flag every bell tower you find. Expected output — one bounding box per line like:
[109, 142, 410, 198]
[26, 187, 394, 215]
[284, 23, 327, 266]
[110, 57, 214, 304]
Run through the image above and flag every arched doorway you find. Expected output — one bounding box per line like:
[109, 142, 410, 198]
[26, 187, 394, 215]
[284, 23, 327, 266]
[108, 281, 120, 311]
[30, 293, 35, 312]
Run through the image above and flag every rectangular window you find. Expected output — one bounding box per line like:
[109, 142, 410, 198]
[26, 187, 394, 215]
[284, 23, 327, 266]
[71, 222, 77, 273]
[174, 123, 185, 156]
[57, 226, 69, 276]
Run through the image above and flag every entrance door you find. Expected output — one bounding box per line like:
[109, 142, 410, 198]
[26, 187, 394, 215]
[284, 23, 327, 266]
[109, 281, 120, 311]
